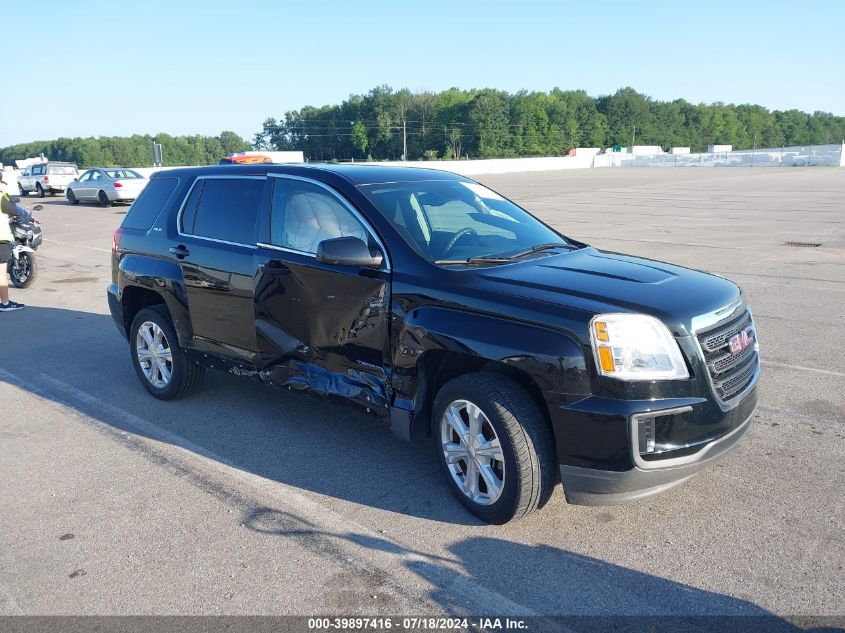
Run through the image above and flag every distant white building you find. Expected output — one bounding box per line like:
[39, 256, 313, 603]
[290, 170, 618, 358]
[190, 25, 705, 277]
[669, 147, 691, 154]
[708, 144, 732, 153]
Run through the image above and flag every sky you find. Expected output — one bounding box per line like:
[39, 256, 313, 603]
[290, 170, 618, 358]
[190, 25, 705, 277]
[1, 0, 842, 147]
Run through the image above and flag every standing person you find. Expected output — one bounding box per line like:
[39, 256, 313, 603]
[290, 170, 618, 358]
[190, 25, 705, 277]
[0, 177, 25, 311]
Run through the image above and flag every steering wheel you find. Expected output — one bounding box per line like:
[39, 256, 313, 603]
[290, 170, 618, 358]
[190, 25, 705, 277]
[442, 227, 478, 258]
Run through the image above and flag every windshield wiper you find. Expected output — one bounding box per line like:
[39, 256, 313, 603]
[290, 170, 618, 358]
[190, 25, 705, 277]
[473, 242, 577, 261]
[435, 257, 512, 265]
[435, 243, 576, 266]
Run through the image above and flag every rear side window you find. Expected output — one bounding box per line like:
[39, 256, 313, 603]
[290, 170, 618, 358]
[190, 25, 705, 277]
[182, 178, 263, 245]
[48, 165, 77, 175]
[122, 177, 179, 230]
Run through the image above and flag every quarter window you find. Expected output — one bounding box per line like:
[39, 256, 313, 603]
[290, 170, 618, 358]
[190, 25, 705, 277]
[270, 178, 367, 253]
[121, 177, 179, 231]
[183, 178, 264, 245]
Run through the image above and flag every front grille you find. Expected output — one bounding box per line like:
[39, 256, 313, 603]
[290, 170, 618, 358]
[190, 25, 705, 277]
[696, 309, 759, 402]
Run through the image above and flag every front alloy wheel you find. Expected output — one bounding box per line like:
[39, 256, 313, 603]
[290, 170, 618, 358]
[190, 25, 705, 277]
[440, 399, 505, 506]
[135, 321, 173, 388]
[433, 372, 557, 524]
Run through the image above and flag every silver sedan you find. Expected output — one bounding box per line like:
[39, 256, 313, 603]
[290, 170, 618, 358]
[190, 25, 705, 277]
[66, 168, 149, 206]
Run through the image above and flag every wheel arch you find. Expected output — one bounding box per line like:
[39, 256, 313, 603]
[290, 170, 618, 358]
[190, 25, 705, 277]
[118, 254, 193, 347]
[121, 285, 167, 337]
[415, 350, 553, 439]
[390, 305, 589, 443]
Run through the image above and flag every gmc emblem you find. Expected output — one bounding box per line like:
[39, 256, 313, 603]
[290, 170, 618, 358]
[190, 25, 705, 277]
[728, 327, 754, 355]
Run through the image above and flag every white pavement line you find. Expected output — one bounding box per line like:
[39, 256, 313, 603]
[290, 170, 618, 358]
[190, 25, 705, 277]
[0, 367, 540, 618]
[42, 238, 110, 253]
[760, 360, 845, 378]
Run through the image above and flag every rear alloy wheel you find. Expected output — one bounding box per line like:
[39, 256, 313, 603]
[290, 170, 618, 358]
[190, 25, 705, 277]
[98, 190, 112, 207]
[136, 321, 173, 389]
[434, 372, 557, 524]
[129, 306, 204, 400]
[67, 189, 78, 205]
[36, 183, 45, 198]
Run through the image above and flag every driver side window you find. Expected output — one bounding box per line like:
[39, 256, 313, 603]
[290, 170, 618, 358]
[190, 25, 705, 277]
[270, 178, 368, 254]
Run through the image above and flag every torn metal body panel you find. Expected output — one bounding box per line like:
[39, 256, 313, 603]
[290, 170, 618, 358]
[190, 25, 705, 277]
[254, 252, 391, 413]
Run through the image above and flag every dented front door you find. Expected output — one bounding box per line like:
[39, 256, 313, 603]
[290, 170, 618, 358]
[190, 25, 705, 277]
[254, 247, 391, 411]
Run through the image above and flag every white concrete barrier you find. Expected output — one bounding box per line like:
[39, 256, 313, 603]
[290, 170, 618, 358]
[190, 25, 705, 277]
[364, 154, 596, 175]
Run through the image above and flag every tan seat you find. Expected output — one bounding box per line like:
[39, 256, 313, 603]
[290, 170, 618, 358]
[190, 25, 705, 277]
[282, 191, 366, 253]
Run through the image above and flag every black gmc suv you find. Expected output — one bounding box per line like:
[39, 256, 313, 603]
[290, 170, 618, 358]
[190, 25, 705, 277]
[108, 164, 759, 524]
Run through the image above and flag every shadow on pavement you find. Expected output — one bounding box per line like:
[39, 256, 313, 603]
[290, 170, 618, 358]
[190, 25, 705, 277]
[244, 507, 839, 630]
[0, 306, 478, 526]
[2, 307, 842, 627]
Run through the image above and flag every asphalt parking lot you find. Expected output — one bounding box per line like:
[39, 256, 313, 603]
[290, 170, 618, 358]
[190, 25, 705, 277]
[0, 167, 842, 620]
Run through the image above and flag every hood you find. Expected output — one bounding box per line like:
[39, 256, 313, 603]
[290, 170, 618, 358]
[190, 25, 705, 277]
[473, 247, 740, 336]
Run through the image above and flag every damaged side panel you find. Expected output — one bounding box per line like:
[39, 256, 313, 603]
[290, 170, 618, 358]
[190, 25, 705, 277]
[253, 254, 392, 413]
[390, 304, 590, 425]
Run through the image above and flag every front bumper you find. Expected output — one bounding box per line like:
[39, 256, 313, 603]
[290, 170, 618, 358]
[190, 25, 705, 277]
[556, 385, 758, 505]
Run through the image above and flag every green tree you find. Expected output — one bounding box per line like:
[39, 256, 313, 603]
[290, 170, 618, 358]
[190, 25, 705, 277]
[350, 121, 368, 158]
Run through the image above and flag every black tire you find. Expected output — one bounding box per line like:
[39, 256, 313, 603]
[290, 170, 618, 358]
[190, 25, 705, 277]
[9, 251, 37, 288]
[67, 189, 78, 205]
[18, 184, 26, 196]
[129, 305, 204, 400]
[36, 183, 45, 198]
[433, 371, 557, 524]
[98, 190, 112, 207]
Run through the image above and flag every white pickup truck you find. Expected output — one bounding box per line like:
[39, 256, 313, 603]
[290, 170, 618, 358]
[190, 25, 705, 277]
[18, 162, 79, 197]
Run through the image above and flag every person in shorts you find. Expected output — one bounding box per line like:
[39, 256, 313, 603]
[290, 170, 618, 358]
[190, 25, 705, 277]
[0, 176, 25, 311]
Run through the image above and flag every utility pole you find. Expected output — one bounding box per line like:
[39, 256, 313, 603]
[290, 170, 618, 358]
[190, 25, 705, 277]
[402, 119, 407, 161]
[631, 124, 636, 152]
[751, 132, 757, 167]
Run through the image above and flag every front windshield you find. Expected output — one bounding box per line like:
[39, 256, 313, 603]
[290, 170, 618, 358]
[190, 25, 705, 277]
[359, 179, 568, 263]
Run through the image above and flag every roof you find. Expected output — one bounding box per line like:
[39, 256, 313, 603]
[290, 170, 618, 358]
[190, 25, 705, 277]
[153, 163, 468, 186]
[308, 163, 467, 185]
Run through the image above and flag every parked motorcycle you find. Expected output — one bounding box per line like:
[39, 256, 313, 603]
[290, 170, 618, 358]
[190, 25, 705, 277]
[6, 201, 43, 288]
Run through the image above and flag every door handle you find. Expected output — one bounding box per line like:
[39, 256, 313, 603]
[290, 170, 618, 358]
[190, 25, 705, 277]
[261, 261, 290, 276]
[169, 245, 190, 259]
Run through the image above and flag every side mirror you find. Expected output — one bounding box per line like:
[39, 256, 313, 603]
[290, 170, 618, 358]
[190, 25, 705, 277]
[32, 205, 43, 211]
[316, 236, 383, 268]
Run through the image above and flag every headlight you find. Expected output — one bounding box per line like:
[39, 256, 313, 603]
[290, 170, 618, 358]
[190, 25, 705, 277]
[590, 313, 689, 380]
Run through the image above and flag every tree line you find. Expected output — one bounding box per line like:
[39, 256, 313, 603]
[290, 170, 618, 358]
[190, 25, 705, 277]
[2, 87, 842, 167]
[0, 131, 250, 168]
[253, 86, 845, 161]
